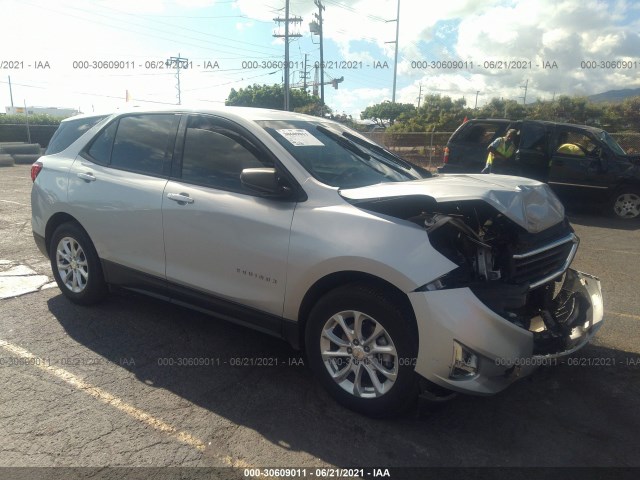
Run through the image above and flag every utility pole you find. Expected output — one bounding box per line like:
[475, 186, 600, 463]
[274, 2, 302, 111]
[385, 0, 400, 103]
[312, 0, 326, 110]
[23, 99, 31, 143]
[475, 90, 480, 109]
[8, 76, 14, 107]
[520, 78, 528, 105]
[166, 53, 189, 105]
[301, 53, 309, 92]
[417, 84, 422, 108]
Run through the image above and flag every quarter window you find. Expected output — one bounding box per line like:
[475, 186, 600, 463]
[181, 115, 269, 191]
[87, 121, 117, 165]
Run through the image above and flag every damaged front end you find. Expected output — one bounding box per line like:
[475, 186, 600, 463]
[342, 177, 604, 393]
[415, 201, 603, 357]
[341, 176, 604, 393]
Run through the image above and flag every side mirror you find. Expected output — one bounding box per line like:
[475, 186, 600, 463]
[241, 168, 290, 197]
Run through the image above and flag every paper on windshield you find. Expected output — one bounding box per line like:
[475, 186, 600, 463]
[276, 129, 324, 146]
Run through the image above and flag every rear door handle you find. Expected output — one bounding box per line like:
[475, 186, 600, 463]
[167, 192, 194, 204]
[77, 172, 96, 182]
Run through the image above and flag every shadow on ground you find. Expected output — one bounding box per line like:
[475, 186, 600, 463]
[47, 292, 640, 467]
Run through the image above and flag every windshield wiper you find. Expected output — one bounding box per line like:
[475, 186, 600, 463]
[316, 125, 371, 161]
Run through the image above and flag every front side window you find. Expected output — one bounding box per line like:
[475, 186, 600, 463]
[110, 114, 178, 176]
[180, 115, 270, 191]
[258, 120, 423, 188]
[555, 130, 598, 157]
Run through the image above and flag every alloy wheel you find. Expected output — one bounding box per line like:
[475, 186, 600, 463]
[320, 310, 398, 398]
[55, 236, 89, 293]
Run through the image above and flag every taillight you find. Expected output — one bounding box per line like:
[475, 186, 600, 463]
[443, 146, 450, 164]
[31, 161, 43, 182]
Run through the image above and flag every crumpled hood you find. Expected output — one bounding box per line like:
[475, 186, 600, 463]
[340, 174, 565, 234]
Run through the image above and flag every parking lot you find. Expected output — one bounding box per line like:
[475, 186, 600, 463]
[1, 164, 639, 473]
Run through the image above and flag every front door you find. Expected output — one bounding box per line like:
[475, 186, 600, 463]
[162, 114, 296, 319]
[547, 127, 609, 203]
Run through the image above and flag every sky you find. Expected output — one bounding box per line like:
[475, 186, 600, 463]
[1, 0, 639, 118]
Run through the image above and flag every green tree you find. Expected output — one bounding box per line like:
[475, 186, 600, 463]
[360, 101, 416, 126]
[225, 84, 325, 114]
[385, 95, 470, 132]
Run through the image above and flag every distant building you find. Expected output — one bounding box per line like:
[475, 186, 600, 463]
[5, 106, 80, 118]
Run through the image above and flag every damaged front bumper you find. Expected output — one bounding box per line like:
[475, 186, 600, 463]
[408, 269, 604, 395]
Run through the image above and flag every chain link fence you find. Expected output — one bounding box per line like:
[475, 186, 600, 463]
[610, 133, 640, 154]
[362, 132, 453, 170]
[363, 131, 640, 170]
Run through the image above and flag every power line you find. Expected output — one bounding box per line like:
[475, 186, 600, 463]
[20, 1, 280, 61]
[87, 1, 282, 53]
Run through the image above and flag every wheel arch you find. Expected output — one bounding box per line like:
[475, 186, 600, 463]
[294, 271, 417, 352]
[45, 212, 86, 256]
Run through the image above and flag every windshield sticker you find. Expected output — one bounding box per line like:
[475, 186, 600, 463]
[276, 129, 324, 147]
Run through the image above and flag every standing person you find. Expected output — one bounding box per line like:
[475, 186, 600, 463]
[482, 129, 517, 173]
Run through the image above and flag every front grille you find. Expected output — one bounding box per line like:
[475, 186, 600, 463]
[510, 234, 578, 289]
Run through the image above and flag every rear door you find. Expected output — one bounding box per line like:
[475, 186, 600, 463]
[68, 113, 180, 283]
[162, 114, 296, 319]
[444, 120, 509, 172]
[514, 121, 550, 181]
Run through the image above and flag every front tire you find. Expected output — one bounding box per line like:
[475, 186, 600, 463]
[610, 188, 640, 220]
[50, 222, 108, 305]
[305, 283, 419, 417]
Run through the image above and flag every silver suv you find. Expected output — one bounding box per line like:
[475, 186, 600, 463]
[31, 106, 604, 416]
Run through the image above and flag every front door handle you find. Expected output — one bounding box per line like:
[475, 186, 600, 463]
[167, 192, 194, 205]
[77, 172, 96, 182]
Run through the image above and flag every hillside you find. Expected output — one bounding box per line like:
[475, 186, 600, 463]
[588, 88, 640, 103]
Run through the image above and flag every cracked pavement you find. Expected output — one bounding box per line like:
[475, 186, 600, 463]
[1, 165, 639, 471]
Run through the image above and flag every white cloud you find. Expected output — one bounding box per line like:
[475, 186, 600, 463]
[236, 21, 254, 31]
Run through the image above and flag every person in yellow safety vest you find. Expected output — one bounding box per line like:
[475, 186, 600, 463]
[482, 129, 517, 174]
[556, 143, 585, 156]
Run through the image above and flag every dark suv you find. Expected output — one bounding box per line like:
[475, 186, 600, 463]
[438, 119, 640, 219]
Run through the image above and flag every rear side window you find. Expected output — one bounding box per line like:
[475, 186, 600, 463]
[110, 114, 179, 176]
[455, 123, 502, 146]
[45, 115, 108, 155]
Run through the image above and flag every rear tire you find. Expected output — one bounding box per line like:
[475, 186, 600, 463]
[609, 188, 640, 220]
[50, 222, 108, 305]
[305, 282, 419, 417]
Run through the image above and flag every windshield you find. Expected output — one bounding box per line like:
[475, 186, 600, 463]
[258, 120, 424, 188]
[600, 131, 626, 156]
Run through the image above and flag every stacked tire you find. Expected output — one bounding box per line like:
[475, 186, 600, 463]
[0, 143, 42, 166]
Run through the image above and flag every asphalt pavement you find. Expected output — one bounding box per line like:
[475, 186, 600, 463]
[0, 165, 639, 475]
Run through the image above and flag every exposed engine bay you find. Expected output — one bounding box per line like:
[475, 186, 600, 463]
[350, 195, 598, 356]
